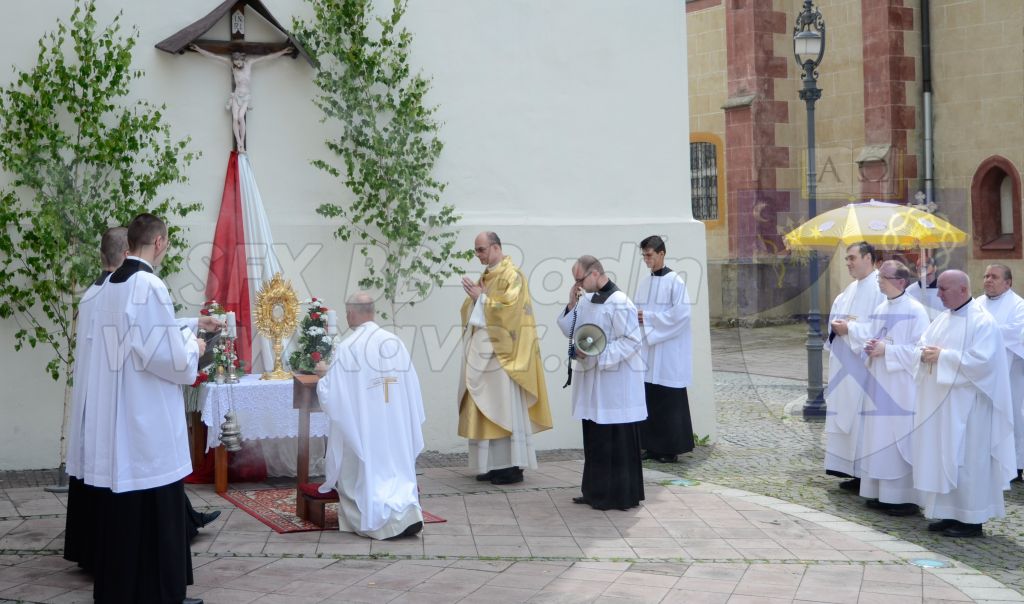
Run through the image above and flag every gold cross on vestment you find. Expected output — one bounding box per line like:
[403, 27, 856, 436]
[369, 377, 399, 402]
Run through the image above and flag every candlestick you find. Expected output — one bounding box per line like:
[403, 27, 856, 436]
[326, 309, 337, 335]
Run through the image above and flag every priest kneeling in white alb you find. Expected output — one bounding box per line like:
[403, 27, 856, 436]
[850, 260, 930, 517]
[974, 263, 1024, 483]
[315, 292, 426, 539]
[913, 270, 1017, 538]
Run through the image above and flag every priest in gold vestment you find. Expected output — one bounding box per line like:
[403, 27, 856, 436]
[459, 232, 553, 485]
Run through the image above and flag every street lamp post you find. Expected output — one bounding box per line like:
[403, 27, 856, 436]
[794, 0, 827, 418]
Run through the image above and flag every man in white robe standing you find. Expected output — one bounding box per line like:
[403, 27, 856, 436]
[826, 242, 885, 491]
[81, 213, 205, 604]
[634, 235, 694, 463]
[64, 226, 127, 573]
[557, 256, 647, 510]
[316, 292, 425, 539]
[913, 270, 1017, 537]
[850, 260, 930, 516]
[974, 263, 1024, 482]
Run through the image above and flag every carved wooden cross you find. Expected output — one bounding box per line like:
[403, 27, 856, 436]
[155, 0, 309, 152]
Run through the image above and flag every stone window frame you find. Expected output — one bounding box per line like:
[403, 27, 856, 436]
[971, 155, 1022, 260]
[690, 133, 725, 227]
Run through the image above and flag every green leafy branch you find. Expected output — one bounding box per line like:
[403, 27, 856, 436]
[294, 0, 471, 321]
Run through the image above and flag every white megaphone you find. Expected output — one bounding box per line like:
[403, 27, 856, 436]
[573, 323, 607, 356]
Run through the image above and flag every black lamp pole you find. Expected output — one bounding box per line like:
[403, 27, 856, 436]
[794, 1, 827, 418]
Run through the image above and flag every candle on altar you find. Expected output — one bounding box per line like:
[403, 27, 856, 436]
[326, 309, 337, 335]
[226, 311, 237, 338]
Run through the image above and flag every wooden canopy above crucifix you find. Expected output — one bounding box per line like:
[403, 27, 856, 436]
[155, 0, 313, 65]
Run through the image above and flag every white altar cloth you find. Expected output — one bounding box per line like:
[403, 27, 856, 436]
[200, 374, 329, 452]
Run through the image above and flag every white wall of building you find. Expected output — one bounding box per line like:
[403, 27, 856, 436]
[0, 0, 714, 469]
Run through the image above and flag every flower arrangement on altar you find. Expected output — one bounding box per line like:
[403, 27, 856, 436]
[200, 299, 226, 318]
[211, 339, 245, 382]
[288, 297, 336, 374]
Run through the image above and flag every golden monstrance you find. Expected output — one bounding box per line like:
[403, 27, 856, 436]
[253, 273, 300, 380]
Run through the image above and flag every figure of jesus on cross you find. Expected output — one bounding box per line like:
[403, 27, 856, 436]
[189, 44, 292, 153]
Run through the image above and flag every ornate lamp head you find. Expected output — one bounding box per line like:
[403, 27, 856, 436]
[793, 0, 826, 71]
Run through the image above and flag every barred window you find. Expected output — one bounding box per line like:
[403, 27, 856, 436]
[690, 141, 718, 221]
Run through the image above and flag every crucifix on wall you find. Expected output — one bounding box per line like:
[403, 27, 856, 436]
[156, 0, 311, 152]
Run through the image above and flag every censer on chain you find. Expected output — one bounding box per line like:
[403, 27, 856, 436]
[219, 410, 243, 452]
[218, 370, 243, 452]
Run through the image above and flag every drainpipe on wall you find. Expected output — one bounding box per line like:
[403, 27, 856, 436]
[922, 0, 935, 207]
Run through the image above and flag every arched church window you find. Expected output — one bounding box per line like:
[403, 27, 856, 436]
[971, 155, 1022, 259]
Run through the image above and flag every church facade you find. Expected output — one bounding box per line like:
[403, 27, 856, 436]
[0, 0, 714, 469]
[687, 0, 1023, 322]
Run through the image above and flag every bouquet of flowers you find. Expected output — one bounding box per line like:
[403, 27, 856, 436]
[200, 299, 226, 319]
[211, 339, 245, 380]
[288, 297, 334, 374]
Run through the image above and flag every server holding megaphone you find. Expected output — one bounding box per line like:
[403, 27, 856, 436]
[557, 255, 647, 511]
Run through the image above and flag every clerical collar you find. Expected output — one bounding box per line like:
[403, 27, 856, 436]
[887, 291, 905, 301]
[590, 280, 619, 304]
[93, 270, 112, 287]
[126, 255, 154, 270]
[953, 298, 972, 312]
[109, 257, 154, 284]
[651, 266, 671, 277]
[986, 290, 1008, 301]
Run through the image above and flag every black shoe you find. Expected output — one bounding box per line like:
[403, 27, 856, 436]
[838, 478, 861, 492]
[1012, 470, 1023, 484]
[865, 498, 883, 509]
[184, 598, 204, 604]
[475, 470, 495, 481]
[942, 522, 983, 538]
[655, 454, 678, 463]
[490, 467, 524, 485]
[402, 521, 423, 537]
[884, 503, 920, 517]
[572, 496, 588, 505]
[199, 510, 221, 527]
[928, 519, 956, 532]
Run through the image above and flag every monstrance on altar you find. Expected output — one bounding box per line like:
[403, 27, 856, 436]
[253, 273, 300, 380]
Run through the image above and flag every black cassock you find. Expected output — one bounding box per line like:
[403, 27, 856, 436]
[580, 420, 645, 510]
[639, 383, 695, 456]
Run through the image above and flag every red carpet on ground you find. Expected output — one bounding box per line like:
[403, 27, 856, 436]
[220, 487, 445, 534]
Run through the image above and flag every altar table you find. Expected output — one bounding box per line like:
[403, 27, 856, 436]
[201, 374, 328, 493]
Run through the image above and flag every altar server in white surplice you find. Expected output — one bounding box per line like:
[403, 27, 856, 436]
[316, 292, 425, 540]
[63, 227, 127, 575]
[974, 264, 1024, 482]
[634, 235, 694, 464]
[913, 270, 1017, 538]
[81, 213, 204, 604]
[852, 260, 930, 516]
[557, 256, 646, 511]
[826, 242, 885, 488]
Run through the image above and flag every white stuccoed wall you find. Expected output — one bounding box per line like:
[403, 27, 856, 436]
[0, 0, 714, 469]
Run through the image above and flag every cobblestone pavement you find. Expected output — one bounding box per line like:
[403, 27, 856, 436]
[651, 324, 1024, 595]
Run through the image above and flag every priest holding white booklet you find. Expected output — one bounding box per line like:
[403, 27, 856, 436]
[315, 292, 426, 539]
